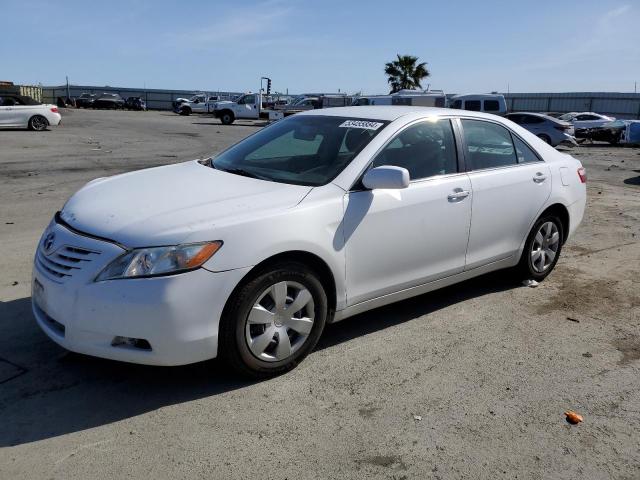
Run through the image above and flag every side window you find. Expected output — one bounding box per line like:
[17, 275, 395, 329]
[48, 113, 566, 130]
[452, 100, 462, 109]
[512, 136, 540, 164]
[465, 100, 481, 111]
[484, 100, 500, 112]
[370, 119, 458, 180]
[461, 119, 517, 170]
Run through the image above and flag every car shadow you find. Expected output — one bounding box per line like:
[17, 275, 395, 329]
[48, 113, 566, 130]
[624, 170, 640, 186]
[0, 271, 514, 447]
[191, 121, 268, 128]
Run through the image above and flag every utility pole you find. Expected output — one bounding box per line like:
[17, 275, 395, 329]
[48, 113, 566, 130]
[66, 75, 70, 100]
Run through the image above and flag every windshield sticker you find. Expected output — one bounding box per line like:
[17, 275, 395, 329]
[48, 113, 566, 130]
[339, 120, 384, 130]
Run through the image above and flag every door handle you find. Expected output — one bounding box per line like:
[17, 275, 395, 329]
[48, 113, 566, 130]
[533, 172, 547, 183]
[448, 189, 470, 202]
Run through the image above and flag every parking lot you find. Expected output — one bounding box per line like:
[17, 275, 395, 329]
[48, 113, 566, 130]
[1, 109, 639, 479]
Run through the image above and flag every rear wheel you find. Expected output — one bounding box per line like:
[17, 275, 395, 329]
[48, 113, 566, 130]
[219, 262, 328, 378]
[28, 115, 48, 131]
[537, 134, 552, 145]
[220, 111, 235, 125]
[515, 214, 564, 282]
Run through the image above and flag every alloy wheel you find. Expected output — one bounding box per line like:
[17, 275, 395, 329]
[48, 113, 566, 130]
[245, 281, 315, 362]
[31, 116, 47, 131]
[531, 221, 560, 273]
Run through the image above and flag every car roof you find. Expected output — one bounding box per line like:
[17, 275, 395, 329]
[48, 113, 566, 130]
[296, 106, 499, 122]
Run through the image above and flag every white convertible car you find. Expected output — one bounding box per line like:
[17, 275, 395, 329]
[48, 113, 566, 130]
[0, 95, 61, 130]
[33, 107, 586, 376]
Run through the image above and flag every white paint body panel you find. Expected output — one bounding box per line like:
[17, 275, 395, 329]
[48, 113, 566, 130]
[0, 103, 61, 128]
[33, 106, 587, 365]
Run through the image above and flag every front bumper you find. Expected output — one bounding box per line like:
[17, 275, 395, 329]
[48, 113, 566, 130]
[32, 220, 251, 366]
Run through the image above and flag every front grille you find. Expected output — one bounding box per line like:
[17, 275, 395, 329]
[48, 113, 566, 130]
[36, 245, 100, 282]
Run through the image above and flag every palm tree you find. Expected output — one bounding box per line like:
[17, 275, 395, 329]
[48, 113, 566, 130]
[384, 54, 430, 93]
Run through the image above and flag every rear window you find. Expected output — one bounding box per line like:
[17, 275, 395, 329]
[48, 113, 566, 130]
[484, 100, 500, 112]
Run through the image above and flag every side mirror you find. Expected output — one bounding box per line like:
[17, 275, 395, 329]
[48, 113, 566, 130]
[362, 166, 410, 190]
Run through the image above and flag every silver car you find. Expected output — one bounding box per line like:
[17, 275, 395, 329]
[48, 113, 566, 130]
[505, 112, 577, 146]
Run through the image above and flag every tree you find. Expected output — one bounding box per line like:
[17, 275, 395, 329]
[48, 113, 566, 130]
[384, 54, 430, 93]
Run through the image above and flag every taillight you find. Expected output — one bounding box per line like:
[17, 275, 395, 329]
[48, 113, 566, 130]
[50, 107, 58, 113]
[577, 167, 587, 183]
[554, 124, 571, 131]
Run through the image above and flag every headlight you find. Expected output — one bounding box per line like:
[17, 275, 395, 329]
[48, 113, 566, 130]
[95, 241, 222, 281]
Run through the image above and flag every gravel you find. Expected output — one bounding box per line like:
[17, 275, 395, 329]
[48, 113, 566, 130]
[1, 109, 638, 479]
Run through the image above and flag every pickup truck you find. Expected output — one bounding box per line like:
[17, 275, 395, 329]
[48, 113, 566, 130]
[175, 94, 220, 115]
[212, 92, 265, 125]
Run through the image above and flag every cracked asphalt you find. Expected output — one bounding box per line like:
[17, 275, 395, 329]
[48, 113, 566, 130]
[1, 109, 639, 479]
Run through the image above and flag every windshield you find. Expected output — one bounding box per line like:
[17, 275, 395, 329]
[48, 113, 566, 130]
[558, 113, 575, 121]
[211, 115, 389, 186]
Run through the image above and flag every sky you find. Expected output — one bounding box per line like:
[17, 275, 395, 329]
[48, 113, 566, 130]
[2, 0, 639, 95]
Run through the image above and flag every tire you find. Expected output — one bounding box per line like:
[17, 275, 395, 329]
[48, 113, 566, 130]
[537, 134, 552, 145]
[179, 106, 191, 116]
[219, 262, 328, 378]
[515, 214, 564, 282]
[28, 115, 49, 131]
[220, 110, 235, 125]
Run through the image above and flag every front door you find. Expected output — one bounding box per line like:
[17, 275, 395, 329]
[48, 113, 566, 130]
[344, 118, 472, 306]
[234, 94, 259, 119]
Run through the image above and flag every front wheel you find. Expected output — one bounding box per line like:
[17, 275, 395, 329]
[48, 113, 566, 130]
[219, 111, 235, 125]
[515, 215, 564, 282]
[219, 262, 328, 378]
[28, 115, 49, 131]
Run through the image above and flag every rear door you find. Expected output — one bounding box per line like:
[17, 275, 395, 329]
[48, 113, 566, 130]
[459, 118, 551, 269]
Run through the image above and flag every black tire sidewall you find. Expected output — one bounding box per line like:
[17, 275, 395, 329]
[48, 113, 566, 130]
[29, 116, 47, 131]
[220, 263, 327, 377]
[221, 112, 234, 125]
[519, 214, 564, 281]
[538, 134, 551, 145]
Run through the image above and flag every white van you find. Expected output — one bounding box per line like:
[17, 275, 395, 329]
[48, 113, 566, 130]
[449, 94, 507, 115]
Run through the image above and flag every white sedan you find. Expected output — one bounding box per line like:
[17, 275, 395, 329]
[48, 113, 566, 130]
[0, 95, 62, 130]
[32, 107, 586, 376]
[559, 112, 615, 132]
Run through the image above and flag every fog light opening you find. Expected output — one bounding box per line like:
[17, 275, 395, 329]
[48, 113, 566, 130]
[111, 336, 152, 351]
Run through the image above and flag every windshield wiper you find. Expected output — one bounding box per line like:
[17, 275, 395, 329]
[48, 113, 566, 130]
[213, 164, 266, 180]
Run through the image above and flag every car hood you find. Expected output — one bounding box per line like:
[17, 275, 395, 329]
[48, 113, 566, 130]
[61, 161, 312, 247]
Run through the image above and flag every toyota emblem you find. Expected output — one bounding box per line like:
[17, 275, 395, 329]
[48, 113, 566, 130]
[43, 232, 56, 253]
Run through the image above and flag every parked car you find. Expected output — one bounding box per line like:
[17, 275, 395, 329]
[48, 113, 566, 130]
[578, 120, 627, 144]
[505, 112, 576, 146]
[124, 96, 146, 111]
[175, 94, 220, 115]
[449, 94, 507, 115]
[0, 95, 61, 131]
[33, 106, 586, 376]
[92, 93, 125, 109]
[559, 112, 615, 136]
[75, 93, 97, 108]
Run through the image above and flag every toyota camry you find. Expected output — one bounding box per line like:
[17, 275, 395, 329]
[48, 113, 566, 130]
[32, 107, 586, 377]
